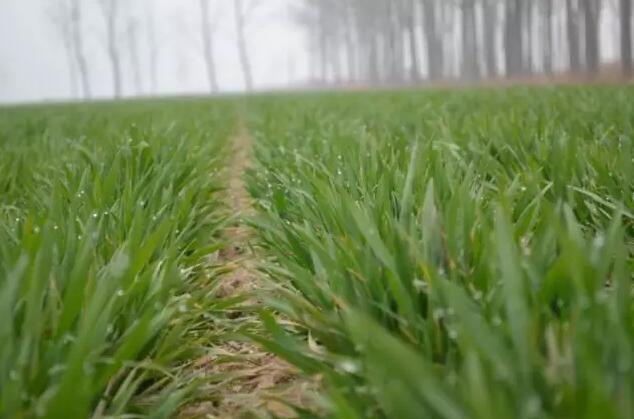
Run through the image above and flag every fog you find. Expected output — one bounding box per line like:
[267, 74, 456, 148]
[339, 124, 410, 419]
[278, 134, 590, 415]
[0, 0, 630, 105]
[0, 0, 306, 103]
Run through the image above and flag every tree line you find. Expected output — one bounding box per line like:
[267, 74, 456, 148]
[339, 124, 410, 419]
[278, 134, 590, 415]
[294, 0, 633, 85]
[50, 0, 257, 99]
[50, 0, 633, 99]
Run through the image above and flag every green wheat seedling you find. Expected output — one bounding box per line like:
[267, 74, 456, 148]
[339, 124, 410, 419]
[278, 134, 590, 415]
[0, 100, 235, 417]
[246, 87, 634, 419]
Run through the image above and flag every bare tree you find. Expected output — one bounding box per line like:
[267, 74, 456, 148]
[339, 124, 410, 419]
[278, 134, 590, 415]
[70, 0, 92, 99]
[621, 0, 632, 76]
[423, 0, 443, 80]
[542, 0, 554, 75]
[482, 0, 499, 78]
[48, 1, 79, 98]
[234, 0, 254, 91]
[567, 0, 582, 73]
[404, 0, 420, 82]
[522, 0, 534, 74]
[582, 0, 601, 76]
[62, 0, 92, 99]
[343, 0, 357, 81]
[318, 2, 328, 82]
[200, 0, 219, 92]
[146, 4, 158, 94]
[290, 0, 620, 86]
[461, 0, 479, 79]
[126, 18, 143, 95]
[100, 0, 123, 98]
[505, 0, 523, 76]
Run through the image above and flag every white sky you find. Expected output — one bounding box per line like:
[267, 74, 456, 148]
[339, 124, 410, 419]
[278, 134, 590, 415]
[0, 1, 623, 104]
[0, 0, 308, 103]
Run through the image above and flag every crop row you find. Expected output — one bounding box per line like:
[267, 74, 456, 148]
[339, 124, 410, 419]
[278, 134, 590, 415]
[0, 101, 234, 417]
[246, 87, 634, 419]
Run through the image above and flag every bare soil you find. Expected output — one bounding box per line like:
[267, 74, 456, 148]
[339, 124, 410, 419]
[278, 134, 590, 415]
[179, 124, 315, 418]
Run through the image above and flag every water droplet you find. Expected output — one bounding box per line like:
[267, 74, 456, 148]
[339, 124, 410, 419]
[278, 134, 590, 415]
[337, 359, 360, 373]
[448, 329, 458, 340]
[53, 225, 59, 230]
[413, 278, 428, 293]
[525, 395, 542, 416]
[83, 361, 95, 375]
[433, 308, 446, 321]
[593, 234, 605, 250]
[109, 252, 129, 278]
[116, 289, 124, 297]
[33, 226, 40, 234]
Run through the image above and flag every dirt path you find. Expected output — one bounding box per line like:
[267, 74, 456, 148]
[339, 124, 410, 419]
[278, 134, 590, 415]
[181, 124, 313, 418]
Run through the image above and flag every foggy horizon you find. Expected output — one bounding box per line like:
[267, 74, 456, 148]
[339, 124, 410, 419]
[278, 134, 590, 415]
[1, 0, 308, 104]
[1, 0, 631, 105]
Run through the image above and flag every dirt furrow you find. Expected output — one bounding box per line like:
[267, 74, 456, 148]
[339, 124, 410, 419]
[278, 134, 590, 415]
[180, 124, 312, 418]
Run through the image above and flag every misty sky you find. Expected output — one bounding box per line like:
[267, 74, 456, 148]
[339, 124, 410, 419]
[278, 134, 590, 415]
[0, 0, 306, 103]
[0, 1, 625, 104]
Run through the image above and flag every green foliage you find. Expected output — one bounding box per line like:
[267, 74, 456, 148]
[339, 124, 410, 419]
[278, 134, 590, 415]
[246, 87, 634, 419]
[0, 100, 234, 417]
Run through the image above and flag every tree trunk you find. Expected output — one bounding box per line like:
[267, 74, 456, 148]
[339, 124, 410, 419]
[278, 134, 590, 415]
[70, 0, 91, 99]
[200, 0, 218, 92]
[146, 9, 158, 94]
[384, 4, 397, 82]
[369, 33, 380, 83]
[621, 0, 632, 77]
[582, 0, 600, 76]
[423, 0, 443, 80]
[505, 0, 523, 76]
[330, 38, 343, 84]
[566, 0, 581, 73]
[234, 0, 253, 91]
[483, 0, 498, 78]
[543, 0, 553, 75]
[523, 0, 533, 74]
[461, 0, 479, 80]
[343, 1, 357, 81]
[103, 0, 122, 98]
[318, 5, 328, 83]
[64, 36, 79, 98]
[389, 3, 405, 83]
[406, 0, 420, 82]
[127, 21, 142, 95]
